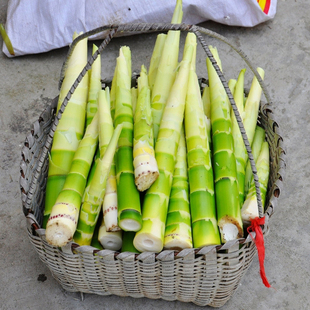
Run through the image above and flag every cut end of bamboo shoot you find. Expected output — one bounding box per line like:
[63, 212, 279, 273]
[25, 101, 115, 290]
[241, 196, 259, 222]
[135, 171, 159, 192]
[133, 217, 165, 253]
[45, 220, 74, 247]
[220, 224, 239, 242]
[98, 226, 123, 251]
[134, 154, 159, 191]
[218, 216, 243, 243]
[119, 209, 142, 232]
[119, 219, 141, 232]
[45, 202, 79, 247]
[134, 233, 163, 253]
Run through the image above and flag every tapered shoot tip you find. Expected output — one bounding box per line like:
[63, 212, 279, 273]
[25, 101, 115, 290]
[171, 0, 183, 24]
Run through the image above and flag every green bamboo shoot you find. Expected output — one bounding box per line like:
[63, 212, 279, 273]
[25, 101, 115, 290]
[202, 85, 212, 146]
[45, 113, 99, 247]
[114, 46, 142, 231]
[243, 68, 265, 146]
[131, 87, 138, 116]
[72, 147, 99, 244]
[228, 79, 237, 99]
[133, 36, 194, 253]
[133, 65, 159, 191]
[164, 127, 192, 250]
[206, 46, 243, 243]
[148, 34, 167, 90]
[244, 126, 266, 197]
[90, 213, 104, 250]
[185, 59, 221, 248]
[86, 44, 102, 126]
[241, 141, 269, 221]
[202, 85, 211, 120]
[73, 112, 123, 247]
[98, 89, 121, 232]
[43, 32, 89, 228]
[121, 231, 140, 253]
[230, 69, 248, 206]
[151, 0, 183, 141]
[110, 64, 117, 121]
[86, 148, 100, 189]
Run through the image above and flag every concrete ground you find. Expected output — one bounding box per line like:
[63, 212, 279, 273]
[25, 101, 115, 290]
[0, 0, 309, 309]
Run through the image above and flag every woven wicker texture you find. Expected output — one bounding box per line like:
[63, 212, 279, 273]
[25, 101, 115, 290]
[27, 226, 256, 307]
[20, 23, 285, 308]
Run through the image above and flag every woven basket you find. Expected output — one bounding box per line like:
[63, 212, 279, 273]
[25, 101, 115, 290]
[20, 23, 285, 308]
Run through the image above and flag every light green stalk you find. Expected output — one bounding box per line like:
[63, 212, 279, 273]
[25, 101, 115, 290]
[186, 33, 197, 70]
[202, 85, 211, 120]
[0, 23, 15, 55]
[86, 44, 102, 126]
[110, 64, 117, 121]
[45, 113, 99, 247]
[80, 121, 123, 245]
[244, 126, 266, 197]
[243, 67, 265, 146]
[72, 146, 99, 244]
[206, 46, 243, 243]
[148, 34, 167, 90]
[121, 231, 140, 253]
[122, 45, 132, 81]
[86, 148, 100, 187]
[201, 86, 212, 147]
[133, 65, 159, 191]
[77, 46, 102, 191]
[151, 0, 183, 141]
[90, 213, 104, 250]
[164, 127, 192, 250]
[185, 56, 220, 248]
[98, 88, 121, 232]
[73, 108, 123, 247]
[114, 46, 142, 232]
[133, 36, 194, 253]
[43, 32, 89, 228]
[241, 141, 269, 221]
[228, 79, 237, 95]
[230, 69, 248, 206]
[131, 87, 138, 116]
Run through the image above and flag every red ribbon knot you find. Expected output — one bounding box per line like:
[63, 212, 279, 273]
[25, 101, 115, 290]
[247, 216, 271, 288]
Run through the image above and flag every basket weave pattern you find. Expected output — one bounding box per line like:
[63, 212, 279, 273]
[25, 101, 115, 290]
[20, 24, 285, 308]
[27, 228, 256, 307]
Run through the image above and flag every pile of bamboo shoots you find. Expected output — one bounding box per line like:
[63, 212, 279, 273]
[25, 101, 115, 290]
[43, 0, 269, 253]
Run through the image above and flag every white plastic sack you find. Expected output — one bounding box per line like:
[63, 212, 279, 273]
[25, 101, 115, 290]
[2, 0, 277, 57]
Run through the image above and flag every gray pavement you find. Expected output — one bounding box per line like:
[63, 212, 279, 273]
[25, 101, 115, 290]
[1, 0, 309, 309]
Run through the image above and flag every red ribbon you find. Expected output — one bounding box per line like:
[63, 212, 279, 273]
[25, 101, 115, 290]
[247, 216, 271, 288]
